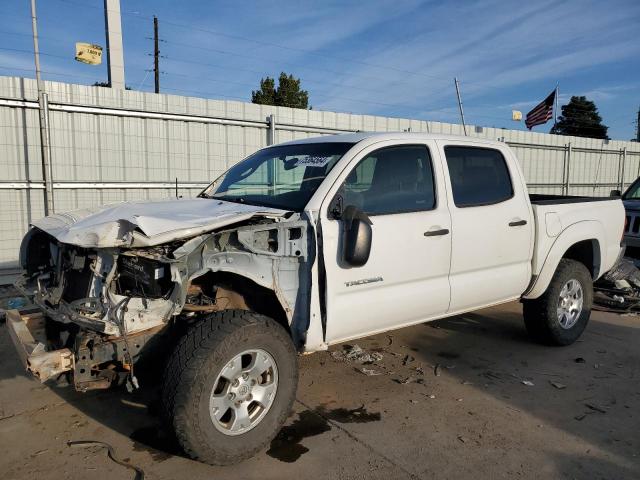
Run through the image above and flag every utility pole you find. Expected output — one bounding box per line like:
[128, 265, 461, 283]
[636, 106, 640, 142]
[30, 0, 54, 215]
[153, 15, 160, 93]
[454, 77, 467, 136]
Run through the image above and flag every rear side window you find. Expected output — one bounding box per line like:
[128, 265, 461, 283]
[444, 146, 513, 207]
[339, 145, 436, 215]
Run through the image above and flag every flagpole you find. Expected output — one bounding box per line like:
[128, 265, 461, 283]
[554, 83, 559, 127]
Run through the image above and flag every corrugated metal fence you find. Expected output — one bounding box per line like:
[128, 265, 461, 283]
[1, 75, 639, 269]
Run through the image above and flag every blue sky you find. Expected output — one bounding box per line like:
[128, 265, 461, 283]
[1, 0, 639, 139]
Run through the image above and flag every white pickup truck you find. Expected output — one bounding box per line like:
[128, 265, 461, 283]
[9, 132, 624, 465]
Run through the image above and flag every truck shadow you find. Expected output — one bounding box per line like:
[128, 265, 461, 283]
[50, 358, 187, 462]
[3, 302, 638, 476]
[393, 304, 639, 478]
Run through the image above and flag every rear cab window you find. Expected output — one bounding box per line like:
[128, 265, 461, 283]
[444, 146, 514, 207]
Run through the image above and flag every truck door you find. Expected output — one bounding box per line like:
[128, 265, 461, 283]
[320, 141, 452, 344]
[438, 142, 534, 312]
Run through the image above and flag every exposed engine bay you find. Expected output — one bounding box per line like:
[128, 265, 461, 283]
[14, 209, 312, 391]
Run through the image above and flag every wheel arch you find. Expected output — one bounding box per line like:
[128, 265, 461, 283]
[524, 221, 604, 299]
[184, 270, 292, 337]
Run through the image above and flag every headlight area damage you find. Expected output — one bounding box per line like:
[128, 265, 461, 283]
[13, 213, 311, 392]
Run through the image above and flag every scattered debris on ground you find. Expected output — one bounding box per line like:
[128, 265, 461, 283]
[521, 380, 535, 386]
[67, 440, 145, 480]
[549, 381, 567, 390]
[402, 354, 415, 366]
[584, 403, 607, 414]
[331, 344, 383, 364]
[394, 376, 420, 385]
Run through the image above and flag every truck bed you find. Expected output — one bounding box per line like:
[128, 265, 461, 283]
[529, 194, 619, 205]
[526, 194, 624, 297]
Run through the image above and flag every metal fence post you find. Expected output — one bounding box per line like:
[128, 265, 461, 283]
[39, 92, 55, 214]
[561, 144, 568, 195]
[267, 114, 277, 194]
[565, 142, 572, 195]
[620, 147, 627, 191]
[268, 114, 276, 146]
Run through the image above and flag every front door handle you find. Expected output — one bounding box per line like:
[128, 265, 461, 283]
[424, 228, 450, 237]
[509, 219, 527, 227]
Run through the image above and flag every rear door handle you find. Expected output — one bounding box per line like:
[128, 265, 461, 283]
[424, 228, 449, 237]
[509, 219, 527, 227]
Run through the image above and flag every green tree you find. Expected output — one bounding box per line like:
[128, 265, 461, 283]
[251, 77, 277, 105]
[251, 72, 309, 109]
[550, 96, 609, 139]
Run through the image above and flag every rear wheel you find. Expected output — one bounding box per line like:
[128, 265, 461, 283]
[523, 259, 593, 346]
[161, 310, 298, 465]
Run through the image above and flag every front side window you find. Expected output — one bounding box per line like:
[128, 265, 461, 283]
[200, 142, 354, 211]
[444, 146, 514, 207]
[338, 145, 436, 216]
[623, 178, 640, 200]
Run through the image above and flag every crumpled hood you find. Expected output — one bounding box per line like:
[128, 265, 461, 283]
[31, 197, 289, 248]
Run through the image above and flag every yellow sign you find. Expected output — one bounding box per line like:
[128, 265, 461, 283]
[512, 110, 522, 121]
[75, 43, 103, 65]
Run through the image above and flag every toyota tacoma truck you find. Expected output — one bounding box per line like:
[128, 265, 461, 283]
[8, 132, 625, 465]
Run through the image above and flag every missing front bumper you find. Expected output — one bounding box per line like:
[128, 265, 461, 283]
[6, 309, 74, 382]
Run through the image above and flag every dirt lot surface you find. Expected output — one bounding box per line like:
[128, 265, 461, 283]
[1, 302, 639, 479]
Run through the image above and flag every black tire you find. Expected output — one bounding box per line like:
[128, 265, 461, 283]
[161, 309, 298, 465]
[523, 259, 593, 346]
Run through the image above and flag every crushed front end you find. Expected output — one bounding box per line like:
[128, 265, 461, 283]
[10, 211, 311, 392]
[12, 228, 180, 391]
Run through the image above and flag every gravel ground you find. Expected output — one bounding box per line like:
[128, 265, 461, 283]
[1, 301, 638, 479]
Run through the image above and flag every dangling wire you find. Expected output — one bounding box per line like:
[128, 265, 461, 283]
[110, 297, 139, 391]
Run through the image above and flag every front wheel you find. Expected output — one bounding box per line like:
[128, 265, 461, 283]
[161, 310, 298, 465]
[523, 259, 593, 346]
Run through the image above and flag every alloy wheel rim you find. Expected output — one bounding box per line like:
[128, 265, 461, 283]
[209, 348, 278, 436]
[557, 278, 583, 329]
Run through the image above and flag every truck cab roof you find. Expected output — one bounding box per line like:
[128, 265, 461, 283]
[275, 131, 505, 148]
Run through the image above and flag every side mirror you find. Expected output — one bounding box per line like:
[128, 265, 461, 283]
[342, 206, 372, 267]
[610, 189, 622, 197]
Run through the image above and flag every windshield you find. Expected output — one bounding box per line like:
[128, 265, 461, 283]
[199, 142, 354, 210]
[623, 178, 640, 200]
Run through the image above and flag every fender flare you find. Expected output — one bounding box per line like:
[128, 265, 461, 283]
[523, 220, 604, 299]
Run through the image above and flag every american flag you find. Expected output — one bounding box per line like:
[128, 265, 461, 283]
[525, 90, 556, 130]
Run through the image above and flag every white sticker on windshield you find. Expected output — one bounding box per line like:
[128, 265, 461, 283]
[294, 155, 332, 167]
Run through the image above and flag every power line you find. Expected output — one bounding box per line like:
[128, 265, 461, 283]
[160, 53, 431, 98]
[0, 46, 70, 61]
[10, 0, 636, 138]
[162, 69, 450, 114]
[51, 0, 459, 86]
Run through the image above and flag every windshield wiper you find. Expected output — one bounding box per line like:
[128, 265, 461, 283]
[209, 195, 247, 205]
